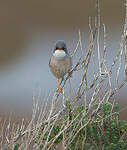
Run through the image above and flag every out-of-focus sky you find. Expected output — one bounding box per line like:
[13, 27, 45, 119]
[0, 0, 126, 117]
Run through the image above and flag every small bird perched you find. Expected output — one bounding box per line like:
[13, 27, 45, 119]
[49, 40, 72, 92]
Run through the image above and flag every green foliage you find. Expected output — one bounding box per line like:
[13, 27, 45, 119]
[36, 102, 127, 150]
[14, 143, 20, 150]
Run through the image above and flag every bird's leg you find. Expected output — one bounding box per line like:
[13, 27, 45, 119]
[68, 71, 73, 77]
[58, 79, 62, 93]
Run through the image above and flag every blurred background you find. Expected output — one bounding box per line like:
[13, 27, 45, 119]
[0, 0, 126, 120]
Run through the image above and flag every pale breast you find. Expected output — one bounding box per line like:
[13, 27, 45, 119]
[49, 55, 72, 79]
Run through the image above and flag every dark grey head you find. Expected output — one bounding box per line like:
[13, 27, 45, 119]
[54, 40, 68, 54]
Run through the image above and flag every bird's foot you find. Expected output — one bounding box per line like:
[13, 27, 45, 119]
[57, 79, 63, 93]
[58, 85, 63, 93]
[68, 71, 73, 77]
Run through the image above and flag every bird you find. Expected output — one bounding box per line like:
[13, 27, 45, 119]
[49, 40, 72, 92]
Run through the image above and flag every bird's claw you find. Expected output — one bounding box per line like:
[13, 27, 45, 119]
[69, 71, 73, 77]
[58, 86, 63, 93]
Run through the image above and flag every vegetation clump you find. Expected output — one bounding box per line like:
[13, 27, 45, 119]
[36, 102, 127, 150]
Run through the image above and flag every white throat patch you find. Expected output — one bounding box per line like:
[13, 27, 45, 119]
[53, 50, 66, 59]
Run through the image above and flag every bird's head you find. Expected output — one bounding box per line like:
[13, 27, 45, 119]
[53, 40, 68, 59]
[54, 40, 67, 53]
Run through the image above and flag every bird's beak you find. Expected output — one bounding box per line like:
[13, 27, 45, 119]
[58, 48, 62, 51]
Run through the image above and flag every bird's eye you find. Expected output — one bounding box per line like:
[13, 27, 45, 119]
[56, 47, 58, 50]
